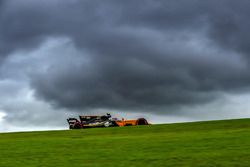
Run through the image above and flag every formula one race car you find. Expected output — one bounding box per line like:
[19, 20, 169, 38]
[67, 113, 149, 129]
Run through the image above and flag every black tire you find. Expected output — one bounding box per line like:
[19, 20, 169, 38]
[73, 123, 82, 129]
[136, 118, 148, 125]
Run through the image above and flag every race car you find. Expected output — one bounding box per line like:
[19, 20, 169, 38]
[67, 113, 149, 129]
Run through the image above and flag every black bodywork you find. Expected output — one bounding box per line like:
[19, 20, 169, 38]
[67, 113, 115, 129]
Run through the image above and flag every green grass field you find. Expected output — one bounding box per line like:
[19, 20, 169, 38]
[1, 119, 250, 167]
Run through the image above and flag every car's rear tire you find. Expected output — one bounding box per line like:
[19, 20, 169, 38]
[73, 123, 81, 129]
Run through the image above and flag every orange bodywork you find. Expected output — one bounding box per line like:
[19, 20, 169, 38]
[114, 119, 138, 126]
[114, 118, 149, 126]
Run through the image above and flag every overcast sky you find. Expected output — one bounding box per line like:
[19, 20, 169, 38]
[1, 0, 250, 132]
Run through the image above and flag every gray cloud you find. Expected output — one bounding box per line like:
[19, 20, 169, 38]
[1, 0, 250, 131]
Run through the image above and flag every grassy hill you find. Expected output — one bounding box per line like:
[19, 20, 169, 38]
[1, 119, 250, 167]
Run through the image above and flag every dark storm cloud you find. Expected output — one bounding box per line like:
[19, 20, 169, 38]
[1, 0, 250, 112]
